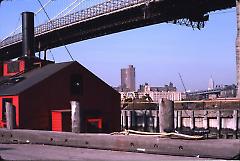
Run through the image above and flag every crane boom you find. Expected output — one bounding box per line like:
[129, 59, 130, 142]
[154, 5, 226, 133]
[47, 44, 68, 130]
[178, 73, 187, 93]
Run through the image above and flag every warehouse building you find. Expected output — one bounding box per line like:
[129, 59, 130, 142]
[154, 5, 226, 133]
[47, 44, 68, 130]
[0, 59, 120, 133]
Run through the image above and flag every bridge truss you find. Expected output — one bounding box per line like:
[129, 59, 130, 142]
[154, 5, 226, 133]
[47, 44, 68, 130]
[0, 0, 236, 61]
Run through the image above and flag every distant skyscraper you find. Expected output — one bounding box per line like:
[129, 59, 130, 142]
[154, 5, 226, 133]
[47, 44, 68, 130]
[208, 76, 215, 90]
[121, 65, 135, 91]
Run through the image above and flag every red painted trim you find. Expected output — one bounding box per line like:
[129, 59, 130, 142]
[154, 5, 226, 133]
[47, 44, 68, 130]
[0, 62, 3, 77]
[87, 118, 102, 129]
[3, 60, 25, 77]
[51, 111, 62, 131]
[19, 60, 25, 72]
[0, 96, 19, 128]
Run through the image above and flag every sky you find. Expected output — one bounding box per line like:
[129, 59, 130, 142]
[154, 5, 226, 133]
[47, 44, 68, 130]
[0, 0, 237, 92]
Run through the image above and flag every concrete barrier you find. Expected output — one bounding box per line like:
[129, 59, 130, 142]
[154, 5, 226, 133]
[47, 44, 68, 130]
[0, 129, 239, 159]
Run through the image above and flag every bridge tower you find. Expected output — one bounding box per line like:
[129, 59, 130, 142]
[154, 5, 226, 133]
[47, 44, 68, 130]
[236, 0, 240, 97]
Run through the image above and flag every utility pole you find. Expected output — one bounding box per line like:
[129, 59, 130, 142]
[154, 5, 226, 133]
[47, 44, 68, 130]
[236, 0, 240, 97]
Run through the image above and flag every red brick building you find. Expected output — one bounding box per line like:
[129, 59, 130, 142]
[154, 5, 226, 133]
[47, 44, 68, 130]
[0, 59, 120, 133]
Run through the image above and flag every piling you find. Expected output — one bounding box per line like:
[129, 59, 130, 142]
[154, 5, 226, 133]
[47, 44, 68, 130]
[70, 101, 81, 133]
[142, 110, 147, 131]
[217, 110, 221, 131]
[122, 110, 127, 129]
[233, 110, 238, 131]
[159, 98, 174, 133]
[6, 102, 16, 130]
[174, 111, 178, 129]
[127, 111, 131, 129]
[177, 110, 182, 129]
[131, 111, 136, 129]
[203, 110, 208, 129]
[233, 110, 238, 139]
[153, 110, 158, 131]
[190, 110, 195, 130]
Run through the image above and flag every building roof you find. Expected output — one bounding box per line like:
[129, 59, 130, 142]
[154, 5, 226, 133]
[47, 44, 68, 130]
[0, 61, 73, 96]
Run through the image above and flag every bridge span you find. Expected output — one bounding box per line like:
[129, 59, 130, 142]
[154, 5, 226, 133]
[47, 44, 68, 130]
[0, 0, 236, 61]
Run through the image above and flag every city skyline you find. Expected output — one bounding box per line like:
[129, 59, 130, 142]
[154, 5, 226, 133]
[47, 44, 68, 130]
[0, 1, 237, 91]
[118, 65, 226, 92]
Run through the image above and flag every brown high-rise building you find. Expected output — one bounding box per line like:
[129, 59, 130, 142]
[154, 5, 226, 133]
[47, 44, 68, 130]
[121, 65, 135, 91]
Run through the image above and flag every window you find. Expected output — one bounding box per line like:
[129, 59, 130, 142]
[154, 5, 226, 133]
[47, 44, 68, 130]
[7, 61, 20, 73]
[70, 74, 83, 95]
[86, 118, 102, 133]
[2, 98, 13, 122]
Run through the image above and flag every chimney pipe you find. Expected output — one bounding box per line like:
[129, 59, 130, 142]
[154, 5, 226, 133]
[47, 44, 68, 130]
[22, 12, 35, 58]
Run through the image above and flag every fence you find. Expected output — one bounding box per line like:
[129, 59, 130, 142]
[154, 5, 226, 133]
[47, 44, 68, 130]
[121, 109, 240, 139]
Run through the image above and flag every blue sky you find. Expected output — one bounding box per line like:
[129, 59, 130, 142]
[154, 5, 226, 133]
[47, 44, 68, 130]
[0, 0, 237, 91]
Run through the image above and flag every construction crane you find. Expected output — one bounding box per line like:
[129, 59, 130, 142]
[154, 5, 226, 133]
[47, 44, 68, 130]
[178, 73, 187, 92]
[178, 73, 188, 100]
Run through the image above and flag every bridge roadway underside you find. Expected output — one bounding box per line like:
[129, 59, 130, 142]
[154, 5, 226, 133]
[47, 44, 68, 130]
[0, 0, 236, 61]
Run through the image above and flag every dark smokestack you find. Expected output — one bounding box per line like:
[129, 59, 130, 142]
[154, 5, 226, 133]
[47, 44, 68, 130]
[22, 12, 35, 58]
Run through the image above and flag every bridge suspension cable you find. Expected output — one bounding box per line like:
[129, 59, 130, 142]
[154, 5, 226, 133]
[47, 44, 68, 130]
[36, 0, 74, 61]
[2, 0, 54, 41]
[50, 0, 80, 20]
[35, 0, 54, 15]
[2, 0, 106, 42]
[63, 0, 87, 16]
